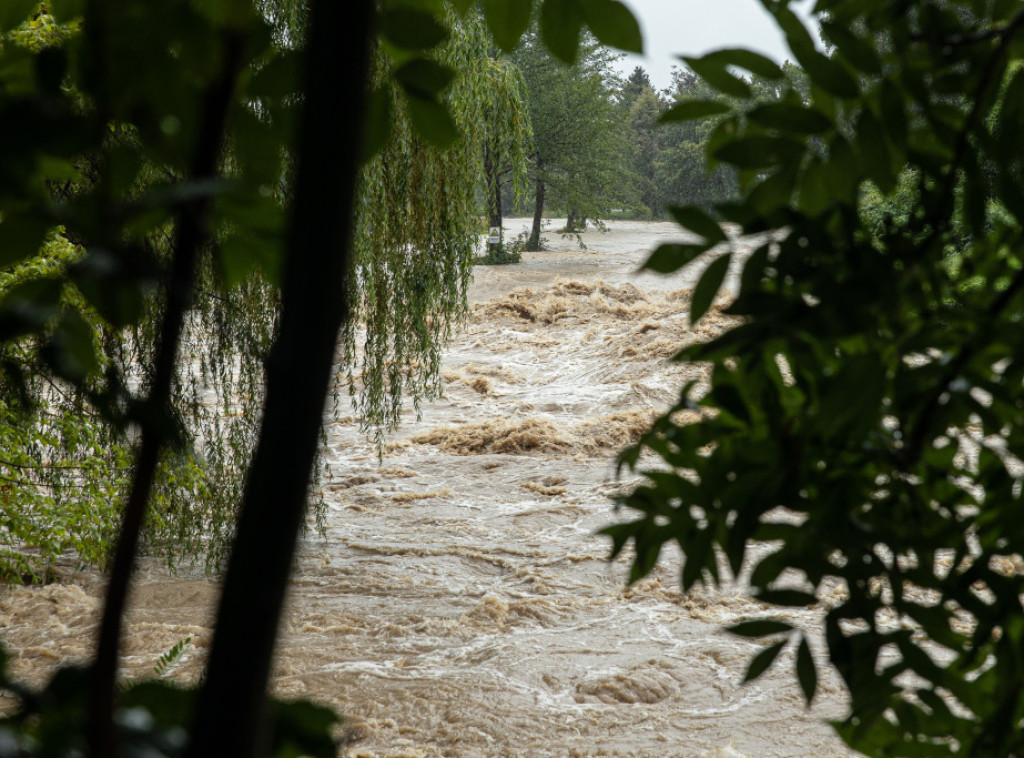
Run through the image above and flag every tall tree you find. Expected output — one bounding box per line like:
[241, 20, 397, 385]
[654, 66, 738, 211]
[624, 78, 663, 217]
[619, 64, 653, 109]
[514, 32, 633, 248]
[480, 46, 533, 261]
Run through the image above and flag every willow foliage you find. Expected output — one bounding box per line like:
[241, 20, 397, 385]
[349, 13, 531, 439]
[0, 3, 530, 577]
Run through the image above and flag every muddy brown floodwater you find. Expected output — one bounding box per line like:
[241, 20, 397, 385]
[0, 220, 861, 757]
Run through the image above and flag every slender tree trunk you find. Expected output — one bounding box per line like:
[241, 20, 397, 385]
[484, 145, 503, 254]
[88, 28, 246, 757]
[566, 209, 576, 232]
[527, 165, 545, 252]
[186, 2, 374, 757]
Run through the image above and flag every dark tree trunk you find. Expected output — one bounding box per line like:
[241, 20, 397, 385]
[566, 209, 577, 232]
[187, 2, 374, 757]
[88, 27, 246, 758]
[484, 145, 503, 254]
[527, 166, 545, 252]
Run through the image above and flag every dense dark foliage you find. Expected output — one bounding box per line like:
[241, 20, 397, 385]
[611, 1, 1024, 755]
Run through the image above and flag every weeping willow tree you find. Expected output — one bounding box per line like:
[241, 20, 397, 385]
[257, 0, 533, 432]
[350, 16, 532, 433]
[0, 2, 531, 579]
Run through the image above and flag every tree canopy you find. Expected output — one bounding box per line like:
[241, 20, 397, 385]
[514, 28, 633, 246]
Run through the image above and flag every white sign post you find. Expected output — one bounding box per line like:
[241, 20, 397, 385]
[488, 226, 501, 245]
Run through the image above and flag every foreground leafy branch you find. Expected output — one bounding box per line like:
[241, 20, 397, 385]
[610, 1, 1024, 755]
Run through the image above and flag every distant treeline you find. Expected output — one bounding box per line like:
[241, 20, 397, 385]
[488, 39, 809, 229]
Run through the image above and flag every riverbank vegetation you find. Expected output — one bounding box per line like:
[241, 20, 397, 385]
[0, 0, 536, 582]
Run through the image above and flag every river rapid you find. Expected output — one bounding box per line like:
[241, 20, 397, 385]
[0, 220, 859, 757]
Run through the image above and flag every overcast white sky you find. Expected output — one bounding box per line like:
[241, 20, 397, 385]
[613, 0, 818, 91]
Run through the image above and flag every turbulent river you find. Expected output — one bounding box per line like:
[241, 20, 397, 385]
[0, 220, 859, 757]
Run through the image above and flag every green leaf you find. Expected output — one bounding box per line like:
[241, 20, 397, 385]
[76, 276, 147, 329]
[747, 103, 832, 135]
[35, 47, 68, 94]
[690, 253, 732, 325]
[995, 66, 1024, 158]
[482, 0, 534, 52]
[710, 382, 750, 424]
[217, 235, 281, 289]
[249, 50, 303, 102]
[880, 79, 908, 150]
[0, 44, 35, 94]
[361, 86, 394, 163]
[121, 680, 194, 729]
[702, 48, 784, 80]
[727, 619, 793, 637]
[775, 4, 818, 60]
[997, 172, 1024, 225]
[380, 7, 448, 50]
[659, 99, 731, 123]
[739, 244, 770, 295]
[0, 0, 36, 31]
[0, 277, 63, 339]
[800, 51, 859, 99]
[743, 640, 786, 682]
[395, 59, 455, 98]
[581, 0, 642, 54]
[49, 0, 84, 20]
[669, 207, 728, 244]
[683, 54, 752, 98]
[642, 243, 708, 274]
[713, 136, 802, 169]
[796, 636, 817, 705]
[856, 109, 895, 193]
[820, 22, 882, 74]
[271, 699, 341, 758]
[47, 310, 101, 381]
[406, 95, 459, 148]
[756, 589, 817, 606]
[0, 215, 50, 268]
[195, 0, 258, 28]
[540, 0, 585, 64]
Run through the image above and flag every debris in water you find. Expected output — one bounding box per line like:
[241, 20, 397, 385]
[403, 410, 654, 457]
[521, 476, 568, 496]
[390, 489, 452, 504]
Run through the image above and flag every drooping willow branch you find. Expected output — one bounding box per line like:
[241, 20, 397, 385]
[88, 28, 248, 758]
